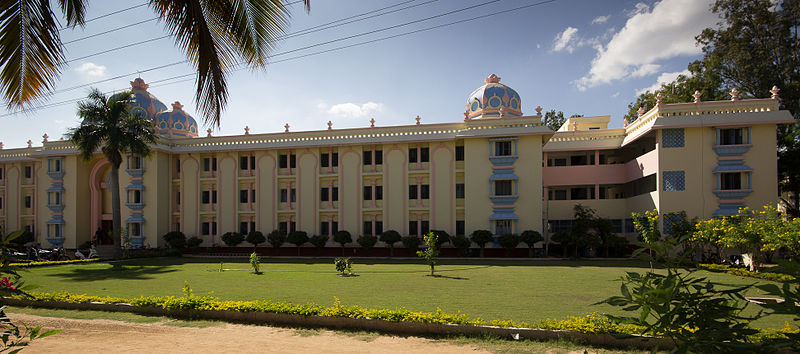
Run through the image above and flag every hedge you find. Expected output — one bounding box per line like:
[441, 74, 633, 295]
[699, 264, 797, 283]
[10, 259, 101, 267]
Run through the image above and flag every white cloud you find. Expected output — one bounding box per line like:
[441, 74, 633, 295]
[611, 92, 620, 98]
[592, 15, 610, 24]
[74, 62, 107, 77]
[627, 2, 650, 16]
[636, 69, 692, 95]
[325, 102, 383, 118]
[552, 27, 579, 53]
[574, 0, 716, 91]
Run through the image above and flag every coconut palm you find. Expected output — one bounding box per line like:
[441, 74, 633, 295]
[67, 89, 158, 256]
[0, 0, 309, 125]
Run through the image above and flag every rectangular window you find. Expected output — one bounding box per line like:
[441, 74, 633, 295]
[49, 192, 61, 206]
[280, 189, 287, 203]
[240, 156, 248, 170]
[363, 151, 372, 165]
[332, 221, 338, 233]
[202, 191, 210, 204]
[290, 154, 296, 169]
[202, 222, 210, 235]
[279, 222, 287, 234]
[332, 187, 339, 201]
[290, 221, 296, 233]
[420, 147, 429, 162]
[375, 221, 383, 235]
[321, 222, 329, 236]
[0, 196, 3, 209]
[363, 186, 372, 201]
[0, 167, 4, 180]
[409, 221, 418, 236]
[455, 146, 464, 161]
[250, 221, 256, 233]
[212, 222, 217, 235]
[363, 221, 372, 236]
[420, 184, 430, 199]
[240, 222, 248, 235]
[240, 190, 248, 203]
[375, 150, 383, 165]
[611, 219, 623, 233]
[321, 153, 329, 168]
[54, 224, 63, 237]
[332, 153, 338, 167]
[129, 190, 142, 204]
[408, 148, 418, 163]
[456, 183, 465, 199]
[51, 158, 63, 172]
[495, 220, 512, 235]
[212, 190, 217, 204]
[279, 154, 288, 168]
[625, 218, 635, 233]
[720, 172, 742, 190]
[663, 171, 686, 191]
[24, 166, 32, 179]
[456, 220, 465, 236]
[570, 187, 593, 200]
[553, 158, 567, 166]
[177, 192, 181, 205]
[375, 186, 383, 200]
[719, 128, 744, 145]
[175, 158, 181, 173]
[250, 156, 256, 170]
[291, 188, 296, 203]
[421, 220, 429, 235]
[320, 187, 329, 201]
[570, 155, 587, 166]
[24, 196, 31, 208]
[553, 189, 567, 200]
[495, 141, 512, 156]
[251, 190, 256, 203]
[662, 128, 685, 148]
[203, 158, 210, 171]
[409, 185, 418, 199]
[495, 180, 513, 196]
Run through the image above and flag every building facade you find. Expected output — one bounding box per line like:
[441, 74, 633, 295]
[0, 76, 793, 249]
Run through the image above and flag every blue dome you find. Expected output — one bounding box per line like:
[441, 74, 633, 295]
[154, 102, 199, 138]
[128, 77, 168, 122]
[466, 74, 523, 119]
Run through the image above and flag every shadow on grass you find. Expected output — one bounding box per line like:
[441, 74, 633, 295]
[429, 274, 469, 280]
[44, 264, 177, 281]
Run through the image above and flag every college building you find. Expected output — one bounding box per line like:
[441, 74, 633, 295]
[0, 75, 793, 249]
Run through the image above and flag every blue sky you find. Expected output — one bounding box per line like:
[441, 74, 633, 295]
[0, 0, 720, 148]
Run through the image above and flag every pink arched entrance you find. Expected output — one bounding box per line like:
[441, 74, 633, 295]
[89, 159, 114, 245]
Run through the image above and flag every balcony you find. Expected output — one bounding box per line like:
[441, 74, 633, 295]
[543, 149, 658, 187]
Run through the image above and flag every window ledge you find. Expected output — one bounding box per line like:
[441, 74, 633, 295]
[713, 144, 752, 157]
[126, 203, 145, 211]
[489, 155, 518, 167]
[713, 189, 752, 199]
[490, 195, 518, 205]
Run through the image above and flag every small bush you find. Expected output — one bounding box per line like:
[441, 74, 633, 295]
[221, 232, 245, 247]
[333, 231, 352, 256]
[246, 231, 266, 247]
[380, 230, 402, 257]
[309, 235, 329, 255]
[469, 230, 494, 257]
[250, 252, 261, 274]
[519, 230, 543, 257]
[267, 230, 286, 251]
[497, 233, 520, 256]
[450, 235, 471, 254]
[401, 236, 420, 250]
[334, 257, 353, 276]
[287, 231, 309, 256]
[186, 236, 203, 248]
[163, 231, 186, 249]
[431, 230, 450, 247]
[357, 234, 378, 255]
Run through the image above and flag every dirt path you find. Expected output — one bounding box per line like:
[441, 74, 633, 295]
[7, 313, 489, 354]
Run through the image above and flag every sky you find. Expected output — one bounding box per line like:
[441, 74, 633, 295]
[0, 0, 722, 148]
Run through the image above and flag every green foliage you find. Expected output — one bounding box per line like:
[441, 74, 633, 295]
[450, 235, 472, 252]
[245, 231, 266, 247]
[497, 234, 519, 256]
[356, 234, 377, 250]
[551, 230, 575, 258]
[10, 259, 101, 267]
[221, 232, 244, 247]
[267, 230, 286, 249]
[249, 252, 261, 275]
[334, 231, 352, 256]
[334, 258, 353, 276]
[379, 230, 402, 257]
[186, 236, 203, 248]
[309, 234, 328, 250]
[469, 230, 494, 257]
[700, 263, 796, 283]
[162, 231, 187, 249]
[416, 232, 439, 276]
[182, 281, 193, 298]
[287, 231, 309, 256]
[11, 230, 34, 246]
[430, 230, 450, 247]
[400, 236, 420, 250]
[519, 230, 544, 257]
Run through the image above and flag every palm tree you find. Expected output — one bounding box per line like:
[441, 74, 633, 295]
[67, 89, 158, 256]
[0, 0, 309, 125]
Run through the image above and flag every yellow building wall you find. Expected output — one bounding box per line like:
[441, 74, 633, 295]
[181, 154, 200, 238]
[339, 147, 361, 239]
[384, 144, 407, 235]
[431, 142, 454, 231]
[517, 135, 544, 233]
[464, 139, 491, 234]
[298, 149, 317, 234]
[746, 124, 779, 209]
[256, 151, 277, 233]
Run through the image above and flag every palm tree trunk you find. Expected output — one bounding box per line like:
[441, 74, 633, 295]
[110, 165, 123, 257]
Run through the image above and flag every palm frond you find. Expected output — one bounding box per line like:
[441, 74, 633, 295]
[57, 0, 86, 28]
[0, 0, 66, 109]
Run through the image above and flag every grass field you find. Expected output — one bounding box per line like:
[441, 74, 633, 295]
[20, 257, 795, 329]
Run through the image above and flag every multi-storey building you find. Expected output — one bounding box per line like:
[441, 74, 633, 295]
[0, 76, 793, 249]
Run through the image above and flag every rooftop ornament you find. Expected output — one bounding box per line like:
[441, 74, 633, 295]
[656, 92, 664, 106]
[244, 126, 250, 135]
[0, 142, 3, 150]
[535, 106, 543, 116]
[730, 88, 740, 101]
[637, 106, 645, 117]
[27, 140, 32, 148]
[572, 121, 578, 131]
[284, 123, 290, 133]
[42, 134, 49, 143]
[171, 101, 184, 110]
[327, 121, 333, 130]
[370, 118, 375, 128]
[463, 110, 469, 121]
[498, 105, 505, 118]
[770, 85, 780, 100]
[207, 128, 212, 137]
[693, 90, 702, 103]
[623, 117, 629, 128]
[415, 115, 421, 125]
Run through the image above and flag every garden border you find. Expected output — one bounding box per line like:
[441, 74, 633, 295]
[2, 297, 674, 350]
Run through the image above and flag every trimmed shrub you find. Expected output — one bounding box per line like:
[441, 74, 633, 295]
[333, 231, 352, 256]
[221, 232, 245, 247]
[309, 235, 329, 256]
[287, 231, 309, 256]
[357, 234, 378, 256]
[246, 231, 266, 247]
[163, 231, 186, 249]
[519, 230, 543, 257]
[186, 236, 203, 248]
[334, 258, 353, 276]
[267, 230, 286, 254]
[470, 230, 494, 257]
[380, 230, 402, 257]
[497, 233, 520, 256]
[401, 235, 420, 250]
[431, 230, 450, 247]
[450, 235, 472, 255]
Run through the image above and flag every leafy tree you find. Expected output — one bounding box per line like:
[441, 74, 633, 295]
[221, 232, 244, 247]
[519, 230, 543, 258]
[287, 231, 308, 256]
[400, 235, 420, 251]
[632, 210, 661, 271]
[245, 231, 266, 248]
[333, 230, 352, 256]
[551, 230, 575, 258]
[542, 110, 583, 131]
[416, 232, 439, 276]
[334, 257, 353, 276]
[68, 89, 158, 256]
[497, 234, 519, 257]
[0, 0, 310, 126]
[430, 230, 450, 247]
[450, 234, 472, 256]
[379, 230, 402, 257]
[186, 236, 203, 248]
[469, 230, 494, 258]
[267, 230, 286, 255]
[356, 234, 377, 256]
[249, 251, 261, 274]
[309, 234, 328, 256]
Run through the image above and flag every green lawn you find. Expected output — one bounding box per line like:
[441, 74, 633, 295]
[20, 257, 795, 329]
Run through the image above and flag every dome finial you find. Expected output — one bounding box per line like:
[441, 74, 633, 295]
[130, 77, 149, 91]
[171, 101, 184, 111]
[485, 74, 501, 84]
